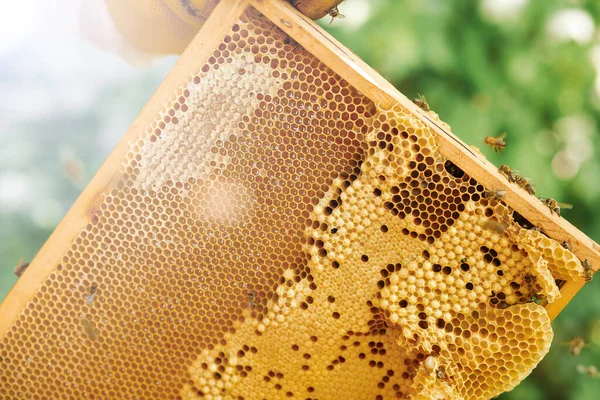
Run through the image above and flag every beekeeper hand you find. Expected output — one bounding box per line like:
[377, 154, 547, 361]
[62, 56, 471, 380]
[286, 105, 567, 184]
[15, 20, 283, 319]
[81, 0, 218, 66]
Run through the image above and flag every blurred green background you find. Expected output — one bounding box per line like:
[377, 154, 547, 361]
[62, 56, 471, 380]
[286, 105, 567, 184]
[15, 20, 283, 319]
[1, 0, 599, 398]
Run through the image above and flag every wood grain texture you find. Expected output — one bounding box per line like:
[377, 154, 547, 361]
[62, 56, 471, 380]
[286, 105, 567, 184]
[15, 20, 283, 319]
[250, 0, 599, 320]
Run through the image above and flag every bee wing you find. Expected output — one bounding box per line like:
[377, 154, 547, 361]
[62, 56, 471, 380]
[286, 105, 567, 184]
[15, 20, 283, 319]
[496, 132, 507, 140]
[557, 202, 573, 209]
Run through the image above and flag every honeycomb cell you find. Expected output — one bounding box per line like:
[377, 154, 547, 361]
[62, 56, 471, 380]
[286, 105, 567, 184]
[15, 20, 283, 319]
[0, 6, 584, 400]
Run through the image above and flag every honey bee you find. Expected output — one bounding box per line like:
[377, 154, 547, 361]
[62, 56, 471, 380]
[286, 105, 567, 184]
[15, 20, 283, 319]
[563, 337, 586, 356]
[582, 259, 593, 282]
[248, 291, 257, 309]
[435, 366, 446, 380]
[412, 94, 430, 112]
[60, 147, 85, 186]
[14, 258, 30, 278]
[498, 165, 536, 195]
[498, 165, 515, 182]
[80, 318, 100, 340]
[528, 294, 546, 305]
[513, 175, 535, 195]
[484, 133, 507, 153]
[562, 240, 572, 251]
[540, 197, 572, 216]
[86, 284, 98, 306]
[516, 178, 536, 195]
[412, 333, 421, 347]
[481, 220, 507, 235]
[522, 273, 536, 294]
[577, 364, 599, 377]
[483, 189, 506, 201]
[327, 6, 345, 25]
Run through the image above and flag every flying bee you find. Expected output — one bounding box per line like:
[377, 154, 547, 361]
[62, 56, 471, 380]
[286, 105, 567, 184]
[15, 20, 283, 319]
[14, 258, 30, 278]
[412, 94, 430, 112]
[481, 220, 507, 235]
[484, 133, 507, 153]
[540, 197, 572, 216]
[582, 259, 593, 282]
[483, 189, 506, 201]
[327, 6, 345, 25]
[577, 364, 599, 378]
[86, 284, 98, 306]
[563, 337, 586, 357]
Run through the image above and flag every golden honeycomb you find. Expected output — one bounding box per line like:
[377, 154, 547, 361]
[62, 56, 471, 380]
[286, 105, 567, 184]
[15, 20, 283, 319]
[0, 6, 588, 400]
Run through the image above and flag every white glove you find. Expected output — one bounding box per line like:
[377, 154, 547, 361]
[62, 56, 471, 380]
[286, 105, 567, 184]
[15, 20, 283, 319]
[80, 0, 218, 66]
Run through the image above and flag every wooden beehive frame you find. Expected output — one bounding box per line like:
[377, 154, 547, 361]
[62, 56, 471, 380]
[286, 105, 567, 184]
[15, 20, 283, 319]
[1, 0, 598, 345]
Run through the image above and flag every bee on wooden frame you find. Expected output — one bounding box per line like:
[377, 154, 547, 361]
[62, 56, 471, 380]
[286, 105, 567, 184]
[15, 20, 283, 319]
[514, 175, 536, 195]
[540, 197, 572, 216]
[327, 6, 345, 25]
[412, 94, 430, 112]
[582, 259, 593, 282]
[511, 174, 535, 195]
[484, 133, 507, 153]
[498, 165, 515, 182]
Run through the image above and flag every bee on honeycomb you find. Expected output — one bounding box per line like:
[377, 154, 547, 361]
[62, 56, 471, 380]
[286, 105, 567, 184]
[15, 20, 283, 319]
[483, 189, 506, 201]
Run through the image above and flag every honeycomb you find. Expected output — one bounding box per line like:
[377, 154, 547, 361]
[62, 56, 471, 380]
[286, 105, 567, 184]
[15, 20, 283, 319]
[0, 6, 588, 400]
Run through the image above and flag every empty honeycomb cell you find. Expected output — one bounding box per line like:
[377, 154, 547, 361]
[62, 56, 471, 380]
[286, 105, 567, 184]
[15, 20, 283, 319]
[0, 4, 588, 400]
